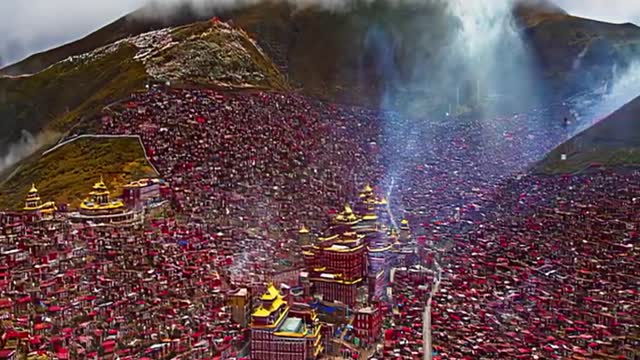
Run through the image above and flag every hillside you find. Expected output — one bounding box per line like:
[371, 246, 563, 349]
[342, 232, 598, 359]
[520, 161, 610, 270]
[2, 0, 640, 191]
[0, 136, 157, 209]
[0, 4, 218, 76]
[536, 96, 640, 174]
[0, 44, 146, 160]
[3, 1, 640, 108]
[0, 20, 286, 167]
[521, 13, 640, 98]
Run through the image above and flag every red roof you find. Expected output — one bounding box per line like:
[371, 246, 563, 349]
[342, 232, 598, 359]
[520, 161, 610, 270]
[34, 323, 52, 331]
[0, 350, 15, 358]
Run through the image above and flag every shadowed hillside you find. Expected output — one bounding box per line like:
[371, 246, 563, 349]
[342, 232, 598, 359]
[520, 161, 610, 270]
[536, 96, 640, 174]
[521, 14, 640, 98]
[0, 20, 286, 167]
[4, 1, 640, 108]
[0, 44, 146, 159]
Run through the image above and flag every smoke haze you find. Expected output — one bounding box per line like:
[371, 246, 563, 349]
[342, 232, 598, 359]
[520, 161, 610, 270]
[0, 130, 59, 174]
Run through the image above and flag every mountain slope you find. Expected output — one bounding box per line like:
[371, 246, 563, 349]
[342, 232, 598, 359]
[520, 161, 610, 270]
[0, 136, 157, 209]
[0, 20, 286, 168]
[520, 12, 640, 98]
[536, 96, 640, 174]
[0, 4, 219, 76]
[3, 1, 640, 107]
[0, 43, 146, 160]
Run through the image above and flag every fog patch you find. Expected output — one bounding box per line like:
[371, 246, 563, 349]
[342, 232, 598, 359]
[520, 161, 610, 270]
[0, 130, 60, 174]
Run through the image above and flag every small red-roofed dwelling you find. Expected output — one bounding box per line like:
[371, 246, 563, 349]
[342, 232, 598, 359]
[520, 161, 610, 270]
[353, 305, 383, 344]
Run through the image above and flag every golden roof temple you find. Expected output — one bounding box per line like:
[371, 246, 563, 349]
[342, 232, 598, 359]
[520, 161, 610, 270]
[79, 177, 125, 215]
[70, 177, 141, 226]
[252, 284, 288, 324]
[332, 203, 360, 225]
[23, 184, 57, 216]
[250, 284, 323, 359]
[359, 184, 387, 209]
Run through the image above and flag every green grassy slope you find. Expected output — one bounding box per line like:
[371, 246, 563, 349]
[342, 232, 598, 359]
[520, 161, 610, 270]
[0, 137, 157, 209]
[0, 44, 147, 156]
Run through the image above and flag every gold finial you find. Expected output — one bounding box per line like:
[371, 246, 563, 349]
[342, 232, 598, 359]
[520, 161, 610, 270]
[344, 203, 353, 214]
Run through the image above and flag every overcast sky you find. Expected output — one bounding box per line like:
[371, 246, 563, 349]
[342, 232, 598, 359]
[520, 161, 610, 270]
[1, 0, 640, 67]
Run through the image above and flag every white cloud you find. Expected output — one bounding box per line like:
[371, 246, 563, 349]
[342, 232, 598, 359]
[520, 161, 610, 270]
[554, 0, 640, 24]
[0, 0, 145, 66]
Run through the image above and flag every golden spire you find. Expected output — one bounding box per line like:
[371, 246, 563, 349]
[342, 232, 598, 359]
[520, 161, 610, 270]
[93, 176, 108, 191]
[29, 183, 38, 194]
[344, 203, 353, 214]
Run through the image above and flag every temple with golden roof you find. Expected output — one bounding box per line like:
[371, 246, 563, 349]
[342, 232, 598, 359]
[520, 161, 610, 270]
[69, 177, 141, 226]
[356, 184, 388, 214]
[298, 225, 313, 249]
[22, 184, 57, 220]
[251, 283, 323, 360]
[304, 230, 367, 307]
[305, 184, 410, 304]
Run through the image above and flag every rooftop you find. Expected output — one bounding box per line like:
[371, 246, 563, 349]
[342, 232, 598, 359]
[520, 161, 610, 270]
[229, 288, 248, 297]
[278, 317, 304, 334]
[260, 283, 280, 301]
[358, 306, 376, 314]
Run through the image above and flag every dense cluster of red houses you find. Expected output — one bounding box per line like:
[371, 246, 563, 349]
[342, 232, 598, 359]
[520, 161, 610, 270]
[0, 84, 637, 359]
[384, 171, 640, 359]
[104, 86, 639, 359]
[0, 214, 252, 359]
